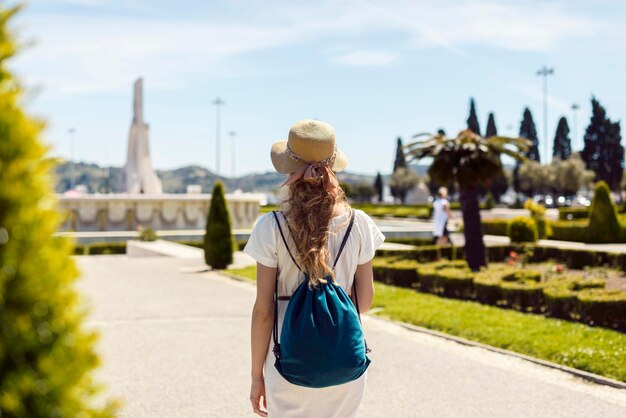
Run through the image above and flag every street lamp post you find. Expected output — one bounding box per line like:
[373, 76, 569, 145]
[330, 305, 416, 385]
[571, 103, 580, 151]
[536, 66, 554, 162]
[68, 128, 76, 190]
[213, 97, 225, 176]
[229, 130, 236, 179]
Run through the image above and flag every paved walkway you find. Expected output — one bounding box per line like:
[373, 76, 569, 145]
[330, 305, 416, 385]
[76, 255, 626, 418]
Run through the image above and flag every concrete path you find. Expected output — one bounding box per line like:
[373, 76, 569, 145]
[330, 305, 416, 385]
[76, 255, 626, 418]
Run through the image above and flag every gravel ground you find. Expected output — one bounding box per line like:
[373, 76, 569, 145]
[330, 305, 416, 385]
[75, 255, 626, 418]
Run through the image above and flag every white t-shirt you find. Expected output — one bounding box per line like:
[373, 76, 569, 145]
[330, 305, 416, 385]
[243, 208, 385, 418]
[432, 198, 449, 237]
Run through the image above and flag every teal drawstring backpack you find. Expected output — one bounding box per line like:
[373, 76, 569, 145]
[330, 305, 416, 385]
[271, 210, 371, 388]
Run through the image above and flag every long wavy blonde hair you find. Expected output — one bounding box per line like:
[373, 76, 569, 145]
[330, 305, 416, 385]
[282, 177, 350, 286]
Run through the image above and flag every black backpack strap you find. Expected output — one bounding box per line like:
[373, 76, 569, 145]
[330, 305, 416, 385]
[271, 210, 302, 359]
[272, 211, 302, 272]
[332, 209, 356, 268]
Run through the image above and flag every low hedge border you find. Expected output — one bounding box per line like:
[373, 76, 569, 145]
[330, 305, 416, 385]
[373, 258, 626, 331]
[72, 239, 248, 255]
[379, 243, 626, 273]
[559, 207, 590, 220]
[73, 242, 126, 255]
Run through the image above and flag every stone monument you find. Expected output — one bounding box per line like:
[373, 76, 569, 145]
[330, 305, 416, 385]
[122, 78, 163, 194]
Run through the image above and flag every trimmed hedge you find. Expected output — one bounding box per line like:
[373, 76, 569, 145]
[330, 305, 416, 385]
[74, 242, 127, 255]
[559, 207, 590, 220]
[373, 258, 626, 330]
[481, 219, 509, 236]
[549, 221, 589, 242]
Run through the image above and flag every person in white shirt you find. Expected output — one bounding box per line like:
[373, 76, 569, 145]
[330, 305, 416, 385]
[432, 187, 452, 246]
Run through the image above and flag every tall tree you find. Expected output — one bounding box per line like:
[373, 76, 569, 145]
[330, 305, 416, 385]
[406, 130, 528, 271]
[390, 137, 407, 201]
[389, 167, 419, 204]
[485, 112, 508, 200]
[393, 136, 407, 172]
[552, 116, 572, 160]
[0, 5, 116, 416]
[485, 112, 497, 137]
[514, 107, 540, 193]
[581, 97, 624, 190]
[467, 98, 481, 135]
[373, 172, 384, 203]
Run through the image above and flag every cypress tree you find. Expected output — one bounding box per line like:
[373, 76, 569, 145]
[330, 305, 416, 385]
[581, 97, 623, 190]
[485, 113, 508, 200]
[552, 116, 572, 160]
[390, 137, 407, 200]
[514, 107, 540, 193]
[204, 181, 234, 269]
[467, 98, 481, 135]
[0, 6, 116, 416]
[373, 172, 384, 203]
[519, 107, 540, 162]
[485, 112, 497, 137]
[392, 137, 407, 172]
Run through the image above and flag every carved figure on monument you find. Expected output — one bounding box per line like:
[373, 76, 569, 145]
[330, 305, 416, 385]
[122, 78, 163, 194]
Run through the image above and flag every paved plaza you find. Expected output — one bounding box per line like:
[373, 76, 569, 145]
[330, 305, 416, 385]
[76, 255, 626, 418]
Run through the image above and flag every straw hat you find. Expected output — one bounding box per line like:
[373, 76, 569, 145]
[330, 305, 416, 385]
[271, 119, 348, 174]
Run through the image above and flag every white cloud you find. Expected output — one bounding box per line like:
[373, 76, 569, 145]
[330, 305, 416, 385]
[331, 50, 397, 67]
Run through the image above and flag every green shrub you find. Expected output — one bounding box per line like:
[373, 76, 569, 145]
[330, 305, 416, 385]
[507, 217, 538, 243]
[138, 226, 158, 242]
[373, 258, 420, 288]
[549, 221, 589, 242]
[588, 181, 621, 243]
[577, 288, 626, 330]
[542, 276, 606, 321]
[430, 267, 474, 299]
[535, 220, 548, 240]
[203, 181, 234, 269]
[86, 242, 127, 255]
[558, 207, 589, 221]
[0, 6, 117, 415]
[481, 219, 509, 236]
[543, 284, 578, 319]
[524, 200, 551, 239]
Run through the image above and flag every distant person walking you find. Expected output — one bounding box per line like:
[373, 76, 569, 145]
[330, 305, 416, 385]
[245, 120, 385, 417]
[432, 187, 452, 245]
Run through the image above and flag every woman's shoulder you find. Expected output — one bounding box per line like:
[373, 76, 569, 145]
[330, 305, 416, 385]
[252, 211, 279, 233]
[352, 209, 379, 231]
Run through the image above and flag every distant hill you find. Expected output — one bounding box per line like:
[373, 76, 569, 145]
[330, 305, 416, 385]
[52, 161, 377, 194]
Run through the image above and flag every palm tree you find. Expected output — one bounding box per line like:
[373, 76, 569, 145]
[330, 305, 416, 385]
[405, 129, 529, 271]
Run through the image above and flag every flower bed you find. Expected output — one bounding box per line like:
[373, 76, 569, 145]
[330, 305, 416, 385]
[372, 257, 626, 331]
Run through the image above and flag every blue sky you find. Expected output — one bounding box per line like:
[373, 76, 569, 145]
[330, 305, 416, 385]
[11, 0, 626, 176]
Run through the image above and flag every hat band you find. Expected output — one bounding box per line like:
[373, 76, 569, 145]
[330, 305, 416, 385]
[286, 143, 337, 166]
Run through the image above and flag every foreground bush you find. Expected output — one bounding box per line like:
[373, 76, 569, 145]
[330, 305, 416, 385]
[0, 5, 116, 416]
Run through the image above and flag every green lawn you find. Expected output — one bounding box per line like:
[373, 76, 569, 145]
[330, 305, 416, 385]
[226, 265, 626, 382]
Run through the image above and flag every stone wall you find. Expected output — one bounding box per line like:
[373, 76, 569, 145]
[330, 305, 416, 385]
[57, 194, 262, 232]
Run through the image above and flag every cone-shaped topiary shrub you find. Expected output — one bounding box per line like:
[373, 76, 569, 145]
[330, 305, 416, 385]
[588, 181, 620, 243]
[0, 6, 116, 417]
[204, 181, 234, 269]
